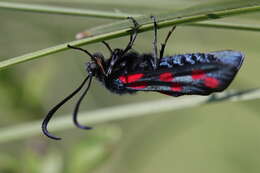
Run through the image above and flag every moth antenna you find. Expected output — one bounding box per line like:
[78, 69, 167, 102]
[67, 45, 95, 61]
[102, 41, 113, 54]
[73, 75, 93, 130]
[42, 75, 90, 140]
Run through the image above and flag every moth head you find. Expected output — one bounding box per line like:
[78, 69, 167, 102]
[86, 52, 106, 77]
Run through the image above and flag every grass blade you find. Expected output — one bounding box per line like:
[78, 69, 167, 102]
[186, 21, 260, 32]
[0, 1, 140, 19]
[0, 88, 259, 143]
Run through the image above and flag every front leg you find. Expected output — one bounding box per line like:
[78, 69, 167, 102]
[107, 17, 140, 76]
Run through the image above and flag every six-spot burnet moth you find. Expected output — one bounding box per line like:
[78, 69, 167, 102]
[42, 16, 244, 140]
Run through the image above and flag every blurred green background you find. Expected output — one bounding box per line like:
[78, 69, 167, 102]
[1, 0, 260, 173]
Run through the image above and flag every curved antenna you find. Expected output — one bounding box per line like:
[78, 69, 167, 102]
[42, 75, 90, 140]
[67, 45, 95, 61]
[73, 75, 93, 129]
[102, 41, 113, 54]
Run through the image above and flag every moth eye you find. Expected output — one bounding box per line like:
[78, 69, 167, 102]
[90, 63, 97, 69]
[86, 62, 95, 70]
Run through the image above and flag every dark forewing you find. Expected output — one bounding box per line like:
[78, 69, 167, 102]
[117, 50, 244, 96]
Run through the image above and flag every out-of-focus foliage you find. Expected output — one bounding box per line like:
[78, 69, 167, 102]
[1, 0, 260, 173]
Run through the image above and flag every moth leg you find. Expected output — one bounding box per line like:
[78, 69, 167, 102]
[102, 41, 113, 55]
[107, 17, 139, 76]
[106, 53, 118, 76]
[123, 17, 140, 54]
[159, 26, 176, 59]
[151, 16, 159, 70]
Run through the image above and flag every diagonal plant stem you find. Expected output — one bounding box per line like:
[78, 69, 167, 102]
[77, 21, 260, 39]
[1, 1, 260, 70]
[0, 1, 141, 19]
[186, 21, 260, 32]
[2, 1, 260, 34]
[0, 88, 259, 143]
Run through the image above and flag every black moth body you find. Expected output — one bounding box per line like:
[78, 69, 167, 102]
[42, 16, 244, 140]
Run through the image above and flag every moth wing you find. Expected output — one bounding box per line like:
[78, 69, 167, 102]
[118, 51, 244, 97]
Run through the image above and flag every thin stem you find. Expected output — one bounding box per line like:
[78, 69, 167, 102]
[0, 1, 140, 19]
[186, 21, 260, 32]
[0, 88, 259, 143]
[1, 2, 259, 34]
[1, 1, 260, 35]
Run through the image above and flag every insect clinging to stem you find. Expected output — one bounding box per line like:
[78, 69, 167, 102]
[42, 16, 244, 140]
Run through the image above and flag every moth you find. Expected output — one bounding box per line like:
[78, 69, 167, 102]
[42, 16, 244, 140]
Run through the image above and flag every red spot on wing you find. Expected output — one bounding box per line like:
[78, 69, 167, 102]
[204, 77, 219, 88]
[118, 76, 127, 83]
[192, 70, 205, 80]
[192, 70, 219, 89]
[159, 73, 182, 92]
[171, 83, 182, 92]
[118, 73, 147, 89]
[160, 72, 174, 82]
[119, 73, 144, 84]
[128, 82, 148, 89]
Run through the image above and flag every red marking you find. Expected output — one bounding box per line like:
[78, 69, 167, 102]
[171, 83, 182, 92]
[160, 72, 174, 82]
[191, 70, 219, 89]
[204, 77, 219, 88]
[192, 70, 205, 80]
[128, 82, 148, 89]
[119, 73, 144, 84]
[118, 76, 127, 83]
[119, 73, 147, 89]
